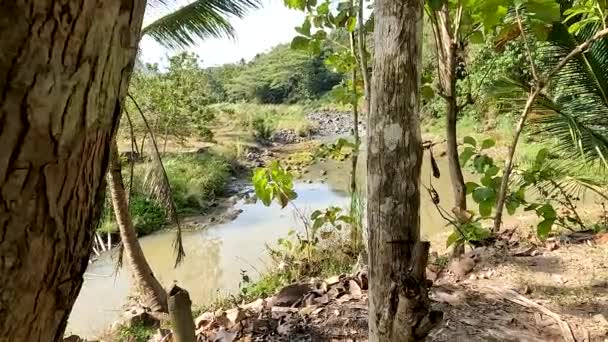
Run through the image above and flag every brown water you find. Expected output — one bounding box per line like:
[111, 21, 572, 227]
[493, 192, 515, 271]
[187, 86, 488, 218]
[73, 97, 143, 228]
[66, 149, 468, 338]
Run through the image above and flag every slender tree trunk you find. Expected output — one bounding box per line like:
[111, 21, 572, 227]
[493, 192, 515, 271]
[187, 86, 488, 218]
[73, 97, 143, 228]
[434, 4, 467, 212]
[108, 143, 168, 312]
[357, 0, 371, 115]
[368, 0, 441, 340]
[0, 1, 144, 340]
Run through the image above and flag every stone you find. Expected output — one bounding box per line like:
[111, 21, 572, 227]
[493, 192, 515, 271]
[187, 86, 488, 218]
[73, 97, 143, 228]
[270, 283, 312, 307]
[226, 308, 248, 326]
[195, 311, 215, 329]
[241, 298, 266, 313]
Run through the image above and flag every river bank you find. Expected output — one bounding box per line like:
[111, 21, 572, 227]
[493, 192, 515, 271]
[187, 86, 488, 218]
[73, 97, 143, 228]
[68, 107, 608, 341]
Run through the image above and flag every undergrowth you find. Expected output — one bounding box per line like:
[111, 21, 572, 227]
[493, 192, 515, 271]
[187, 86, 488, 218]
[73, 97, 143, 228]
[97, 151, 231, 236]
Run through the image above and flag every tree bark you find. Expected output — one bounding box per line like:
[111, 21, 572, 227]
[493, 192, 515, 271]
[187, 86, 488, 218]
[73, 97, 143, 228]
[368, 0, 441, 340]
[0, 1, 144, 340]
[108, 143, 168, 312]
[433, 3, 467, 212]
[168, 285, 197, 342]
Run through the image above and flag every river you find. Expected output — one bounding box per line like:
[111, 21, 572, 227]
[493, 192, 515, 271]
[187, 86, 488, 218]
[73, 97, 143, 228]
[66, 152, 459, 338]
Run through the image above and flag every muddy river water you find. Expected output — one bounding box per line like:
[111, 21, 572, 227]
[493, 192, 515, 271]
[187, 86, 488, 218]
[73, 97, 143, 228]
[66, 153, 461, 337]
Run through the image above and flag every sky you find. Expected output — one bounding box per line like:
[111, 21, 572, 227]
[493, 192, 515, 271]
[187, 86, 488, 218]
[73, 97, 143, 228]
[139, 0, 305, 68]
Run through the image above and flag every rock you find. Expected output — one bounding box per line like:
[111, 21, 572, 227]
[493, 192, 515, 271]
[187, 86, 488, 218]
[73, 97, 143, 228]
[225, 307, 248, 326]
[320, 170, 327, 176]
[348, 279, 362, 299]
[324, 275, 342, 286]
[593, 314, 608, 325]
[270, 283, 312, 307]
[270, 306, 298, 319]
[63, 336, 84, 342]
[241, 298, 266, 313]
[224, 209, 243, 221]
[195, 311, 215, 329]
[449, 253, 479, 279]
[306, 179, 313, 184]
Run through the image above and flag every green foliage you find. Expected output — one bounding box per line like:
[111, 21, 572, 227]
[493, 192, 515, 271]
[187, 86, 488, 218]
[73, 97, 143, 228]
[116, 323, 155, 342]
[98, 152, 230, 236]
[129, 193, 167, 235]
[141, 0, 261, 49]
[252, 161, 298, 208]
[126, 52, 217, 143]
[315, 138, 357, 161]
[223, 45, 342, 104]
[164, 153, 231, 214]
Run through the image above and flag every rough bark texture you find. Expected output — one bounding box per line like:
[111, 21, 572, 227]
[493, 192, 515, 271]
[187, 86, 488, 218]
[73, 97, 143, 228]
[168, 285, 197, 342]
[108, 144, 168, 312]
[0, 1, 145, 340]
[367, 0, 441, 340]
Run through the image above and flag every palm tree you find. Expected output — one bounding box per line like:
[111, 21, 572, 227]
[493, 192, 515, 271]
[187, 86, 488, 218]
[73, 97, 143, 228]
[492, 22, 608, 164]
[108, 0, 260, 313]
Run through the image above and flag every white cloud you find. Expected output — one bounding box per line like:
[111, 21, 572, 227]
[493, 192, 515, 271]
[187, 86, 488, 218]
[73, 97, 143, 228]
[139, 0, 305, 67]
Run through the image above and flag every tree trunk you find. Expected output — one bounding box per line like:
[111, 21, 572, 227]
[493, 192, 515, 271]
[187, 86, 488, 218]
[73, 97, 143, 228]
[368, 0, 441, 340]
[434, 4, 467, 212]
[168, 285, 197, 342]
[108, 143, 168, 312]
[0, 1, 144, 340]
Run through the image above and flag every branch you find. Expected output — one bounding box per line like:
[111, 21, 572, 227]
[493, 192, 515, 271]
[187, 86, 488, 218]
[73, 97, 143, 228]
[493, 27, 608, 231]
[127, 92, 186, 267]
[515, 6, 539, 82]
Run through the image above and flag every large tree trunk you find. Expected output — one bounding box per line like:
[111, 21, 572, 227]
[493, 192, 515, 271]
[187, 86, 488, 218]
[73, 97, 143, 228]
[0, 1, 145, 340]
[368, 0, 441, 340]
[108, 143, 168, 312]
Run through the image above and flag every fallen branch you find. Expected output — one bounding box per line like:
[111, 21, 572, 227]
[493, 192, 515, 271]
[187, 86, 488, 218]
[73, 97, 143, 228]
[486, 286, 575, 342]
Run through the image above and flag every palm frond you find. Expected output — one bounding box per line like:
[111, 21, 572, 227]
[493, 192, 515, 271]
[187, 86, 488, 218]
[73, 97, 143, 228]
[128, 93, 186, 267]
[142, 0, 261, 49]
[490, 21, 608, 166]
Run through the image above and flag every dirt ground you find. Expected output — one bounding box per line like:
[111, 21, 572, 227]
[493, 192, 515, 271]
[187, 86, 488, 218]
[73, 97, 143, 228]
[189, 229, 608, 342]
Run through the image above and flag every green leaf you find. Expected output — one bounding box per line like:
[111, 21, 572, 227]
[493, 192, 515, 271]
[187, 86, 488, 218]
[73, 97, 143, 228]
[466, 182, 480, 194]
[446, 230, 462, 248]
[421, 84, 435, 100]
[428, 0, 444, 10]
[311, 210, 323, 220]
[459, 146, 476, 166]
[485, 165, 499, 177]
[481, 138, 495, 149]
[346, 16, 356, 32]
[463, 136, 477, 147]
[284, 0, 307, 10]
[312, 219, 324, 231]
[527, 0, 560, 23]
[469, 31, 485, 44]
[291, 36, 310, 50]
[317, 2, 330, 14]
[537, 218, 555, 239]
[537, 203, 556, 219]
[506, 198, 519, 215]
[472, 187, 496, 203]
[535, 148, 549, 165]
[479, 200, 493, 217]
[295, 18, 311, 36]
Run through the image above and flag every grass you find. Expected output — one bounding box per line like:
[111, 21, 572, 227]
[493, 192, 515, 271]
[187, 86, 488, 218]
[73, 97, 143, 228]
[116, 323, 155, 342]
[210, 103, 315, 141]
[97, 151, 231, 236]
